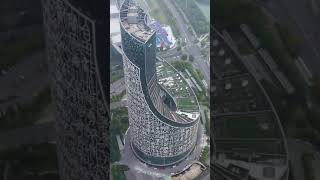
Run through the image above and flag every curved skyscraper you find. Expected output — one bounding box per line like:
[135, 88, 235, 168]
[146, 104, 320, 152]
[120, 0, 200, 166]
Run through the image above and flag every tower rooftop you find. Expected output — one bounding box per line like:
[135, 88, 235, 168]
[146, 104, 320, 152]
[120, 1, 154, 42]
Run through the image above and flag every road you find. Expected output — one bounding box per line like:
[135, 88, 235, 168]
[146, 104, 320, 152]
[129, 0, 210, 87]
[159, 0, 210, 86]
[261, 0, 320, 76]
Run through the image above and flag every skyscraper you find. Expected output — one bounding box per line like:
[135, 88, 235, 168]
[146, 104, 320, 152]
[42, 0, 109, 179]
[120, 0, 200, 166]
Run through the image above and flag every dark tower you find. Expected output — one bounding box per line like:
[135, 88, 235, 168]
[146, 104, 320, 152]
[42, 0, 109, 179]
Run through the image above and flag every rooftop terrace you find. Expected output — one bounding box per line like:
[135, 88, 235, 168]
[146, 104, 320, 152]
[120, 2, 154, 42]
[155, 58, 200, 123]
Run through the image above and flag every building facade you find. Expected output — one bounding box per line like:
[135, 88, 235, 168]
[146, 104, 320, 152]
[120, 0, 200, 167]
[42, 0, 109, 179]
[211, 28, 289, 179]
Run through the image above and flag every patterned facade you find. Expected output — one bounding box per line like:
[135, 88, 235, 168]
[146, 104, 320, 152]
[120, 0, 199, 166]
[42, 0, 109, 179]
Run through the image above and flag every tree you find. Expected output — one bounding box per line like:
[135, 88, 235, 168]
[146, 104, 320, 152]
[111, 164, 129, 180]
[200, 146, 209, 163]
[177, 46, 181, 51]
[189, 55, 194, 62]
[181, 54, 188, 60]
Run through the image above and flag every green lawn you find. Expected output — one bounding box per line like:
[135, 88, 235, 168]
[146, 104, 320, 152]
[110, 70, 123, 83]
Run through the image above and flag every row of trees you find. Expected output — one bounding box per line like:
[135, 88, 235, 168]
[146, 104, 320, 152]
[111, 164, 129, 180]
[111, 90, 126, 103]
[171, 61, 208, 106]
[181, 54, 194, 62]
[110, 108, 129, 163]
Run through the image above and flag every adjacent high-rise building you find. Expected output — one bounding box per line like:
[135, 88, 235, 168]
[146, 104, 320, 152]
[211, 28, 289, 180]
[120, 0, 200, 166]
[42, 0, 109, 179]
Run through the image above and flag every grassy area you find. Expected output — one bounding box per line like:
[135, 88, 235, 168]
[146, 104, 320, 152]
[111, 164, 129, 180]
[199, 146, 209, 165]
[177, 97, 198, 112]
[223, 117, 275, 138]
[0, 87, 52, 130]
[196, 69, 204, 80]
[110, 71, 123, 83]
[145, 0, 180, 38]
[110, 107, 129, 162]
[0, 31, 44, 69]
[178, 97, 196, 107]
[157, 60, 201, 112]
[111, 90, 126, 103]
